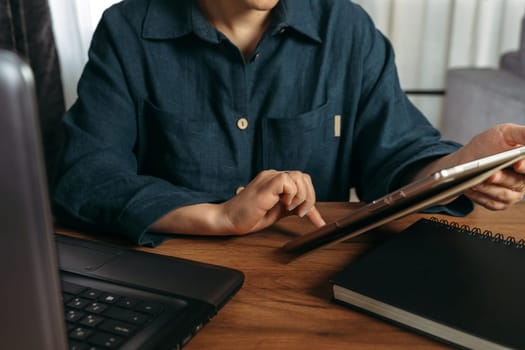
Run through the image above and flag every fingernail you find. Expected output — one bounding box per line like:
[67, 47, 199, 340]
[287, 203, 298, 212]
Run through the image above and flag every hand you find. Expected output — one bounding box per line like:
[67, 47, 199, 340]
[221, 170, 326, 234]
[455, 124, 525, 210]
[150, 169, 326, 236]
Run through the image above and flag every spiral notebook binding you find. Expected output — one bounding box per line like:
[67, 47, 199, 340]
[429, 217, 525, 249]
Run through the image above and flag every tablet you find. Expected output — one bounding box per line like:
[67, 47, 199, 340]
[282, 146, 525, 255]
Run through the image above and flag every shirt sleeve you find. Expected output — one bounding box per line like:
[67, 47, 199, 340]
[422, 195, 474, 217]
[349, 9, 472, 216]
[51, 9, 225, 246]
[353, 32, 455, 198]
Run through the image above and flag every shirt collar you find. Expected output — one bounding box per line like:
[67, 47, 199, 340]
[270, 0, 321, 43]
[142, 0, 212, 41]
[142, 0, 321, 44]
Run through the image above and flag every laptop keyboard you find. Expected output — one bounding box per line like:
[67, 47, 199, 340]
[62, 280, 167, 350]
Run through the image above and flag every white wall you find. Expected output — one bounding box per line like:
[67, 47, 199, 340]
[49, 0, 120, 108]
[354, 0, 525, 127]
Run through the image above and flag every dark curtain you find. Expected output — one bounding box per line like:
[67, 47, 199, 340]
[0, 0, 65, 185]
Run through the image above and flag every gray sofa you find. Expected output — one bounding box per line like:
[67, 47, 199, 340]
[441, 16, 525, 144]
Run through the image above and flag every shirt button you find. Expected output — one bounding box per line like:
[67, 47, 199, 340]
[235, 186, 245, 195]
[237, 117, 249, 130]
[253, 52, 260, 61]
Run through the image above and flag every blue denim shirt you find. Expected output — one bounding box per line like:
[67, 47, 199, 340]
[52, 0, 467, 246]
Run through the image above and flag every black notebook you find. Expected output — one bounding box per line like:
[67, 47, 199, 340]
[332, 218, 525, 350]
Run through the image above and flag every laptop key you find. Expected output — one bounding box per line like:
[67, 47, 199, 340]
[62, 281, 87, 295]
[66, 309, 86, 322]
[116, 297, 138, 309]
[99, 319, 137, 337]
[135, 301, 163, 315]
[84, 302, 108, 314]
[68, 297, 90, 309]
[104, 306, 151, 325]
[99, 293, 119, 304]
[70, 327, 94, 340]
[88, 332, 123, 349]
[81, 289, 103, 299]
[62, 292, 75, 303]
[79, 314, 104, 327]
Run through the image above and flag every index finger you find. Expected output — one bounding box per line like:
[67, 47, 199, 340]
[305, 206, 326, 228]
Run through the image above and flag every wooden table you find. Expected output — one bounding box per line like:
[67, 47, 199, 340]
[61, 202, 525, 349]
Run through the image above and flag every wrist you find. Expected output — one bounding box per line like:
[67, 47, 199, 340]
[150, 203, 229, 235]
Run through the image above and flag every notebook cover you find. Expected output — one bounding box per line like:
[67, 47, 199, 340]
[332, 218, 525, 349]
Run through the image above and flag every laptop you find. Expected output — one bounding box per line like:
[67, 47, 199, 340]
[283, 137, 525, 256]
[0, 50, 244, 350]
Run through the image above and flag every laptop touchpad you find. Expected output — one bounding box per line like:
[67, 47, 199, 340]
[56, 238, 123, 272]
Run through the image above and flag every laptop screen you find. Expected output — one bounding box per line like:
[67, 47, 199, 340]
[0, 50, 68, 349]
[0, 49, 244, 350]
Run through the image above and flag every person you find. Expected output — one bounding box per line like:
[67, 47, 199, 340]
[52, 0, 525, 246]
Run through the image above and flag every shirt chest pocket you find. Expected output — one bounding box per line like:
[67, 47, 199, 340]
[261, 102, 340, 171]
[139, 101, 236, 192]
